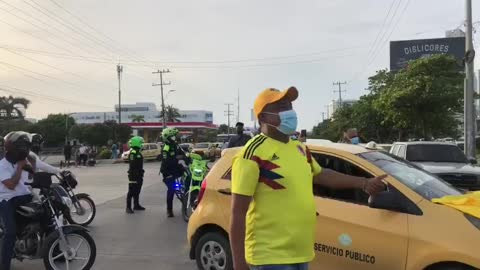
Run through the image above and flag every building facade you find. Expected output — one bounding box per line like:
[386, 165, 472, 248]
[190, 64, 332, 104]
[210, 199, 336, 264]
[72, 102, 213, 124]
[71, 102, 216, 142]
[326, 99, 358, 119]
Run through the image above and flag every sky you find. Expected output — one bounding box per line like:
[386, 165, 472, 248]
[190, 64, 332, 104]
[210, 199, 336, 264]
[0, 0, 478, 130]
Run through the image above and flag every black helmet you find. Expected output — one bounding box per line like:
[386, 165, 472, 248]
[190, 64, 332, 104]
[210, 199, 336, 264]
[31, 133, 44, 146]
[4, 131, 32, 161]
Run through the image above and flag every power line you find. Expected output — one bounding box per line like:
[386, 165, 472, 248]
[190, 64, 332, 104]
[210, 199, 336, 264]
[0, 0, 111, 58]
[21, 0, 116, 59]
[364, 0, 399, 63]
[348, 0, 410, 83]
[0, 84, 111, 110]
[45, 0, 148, 63]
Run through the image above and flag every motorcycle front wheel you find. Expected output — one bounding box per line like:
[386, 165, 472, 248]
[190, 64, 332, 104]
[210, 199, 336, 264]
[65, 194, 96, 227]
[44, 230, 96, 270]
[182, 190, 198, 222]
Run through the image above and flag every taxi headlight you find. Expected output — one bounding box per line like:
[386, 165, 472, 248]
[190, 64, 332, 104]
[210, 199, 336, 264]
[465, 214, 480, 230]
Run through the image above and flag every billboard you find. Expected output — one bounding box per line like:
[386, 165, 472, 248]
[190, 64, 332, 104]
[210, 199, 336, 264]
[390, 37, 465, 71]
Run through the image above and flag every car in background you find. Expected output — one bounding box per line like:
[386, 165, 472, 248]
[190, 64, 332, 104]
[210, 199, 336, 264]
[187, 143, 480, 270]
[390, 141, 480, 190]
[213, 142, 224, 157]
[192, 142, 216, 160]
[122, 143, 162, 162]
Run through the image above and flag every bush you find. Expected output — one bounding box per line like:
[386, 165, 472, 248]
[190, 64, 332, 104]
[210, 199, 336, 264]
[98, 148, 112, 160]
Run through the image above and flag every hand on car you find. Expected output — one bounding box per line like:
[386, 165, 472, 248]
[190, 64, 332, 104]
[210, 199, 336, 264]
[364, 175, 387, 195]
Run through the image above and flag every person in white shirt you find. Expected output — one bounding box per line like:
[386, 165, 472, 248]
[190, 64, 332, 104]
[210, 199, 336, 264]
[0, 131, 35, 270]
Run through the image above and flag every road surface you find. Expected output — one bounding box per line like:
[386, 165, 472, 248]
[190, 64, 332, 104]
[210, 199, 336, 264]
[12, 162, 196, 270]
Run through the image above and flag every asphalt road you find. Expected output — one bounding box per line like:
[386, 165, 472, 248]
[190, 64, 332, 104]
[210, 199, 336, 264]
[12, 162, 196, 270]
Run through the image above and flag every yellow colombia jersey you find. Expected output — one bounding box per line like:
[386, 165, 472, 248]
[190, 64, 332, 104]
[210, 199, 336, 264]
[232, 134, 322, 265]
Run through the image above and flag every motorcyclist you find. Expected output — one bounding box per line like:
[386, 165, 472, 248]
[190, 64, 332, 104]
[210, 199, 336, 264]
[30, 133, 44, 156]
[126, 136, 146, 214]
[0, 131, 35, 270]
[160, 128, 186, 218]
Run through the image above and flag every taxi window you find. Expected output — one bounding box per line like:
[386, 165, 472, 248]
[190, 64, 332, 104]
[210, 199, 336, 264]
[312, 153, 372, 205]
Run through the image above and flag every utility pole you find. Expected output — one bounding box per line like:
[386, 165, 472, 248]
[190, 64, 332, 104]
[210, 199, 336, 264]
[464, 0, 476, 159]
[333, 81, 347, 107]
[117, 64, 123, 124]
[225, 103, 234, 139]
[236, 89, 240, 123]
[321, 112, 325, 122]
[152, 69, 171, 128]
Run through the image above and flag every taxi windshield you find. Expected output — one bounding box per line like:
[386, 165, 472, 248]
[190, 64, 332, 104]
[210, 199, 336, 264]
[359, 151, 462, 200]
[195, 143, 210, 149]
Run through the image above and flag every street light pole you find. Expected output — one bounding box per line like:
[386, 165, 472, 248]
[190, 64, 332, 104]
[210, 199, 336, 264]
[117, 64, 123, 124]
[464, 0, 476, 159]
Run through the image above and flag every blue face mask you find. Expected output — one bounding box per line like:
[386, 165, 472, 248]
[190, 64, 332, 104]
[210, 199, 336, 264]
[265, 110, 298, 135]
[351, 137, 360, 145]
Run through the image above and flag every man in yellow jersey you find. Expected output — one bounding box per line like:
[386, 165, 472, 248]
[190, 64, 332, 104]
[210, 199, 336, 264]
[230, 87, 387, 270]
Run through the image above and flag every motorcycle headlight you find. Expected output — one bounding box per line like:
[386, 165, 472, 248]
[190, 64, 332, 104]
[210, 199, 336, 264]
[194, 169, 203, 174]
[465, 214, 480, 230]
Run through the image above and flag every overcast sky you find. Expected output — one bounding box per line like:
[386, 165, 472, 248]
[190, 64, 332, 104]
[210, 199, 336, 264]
[0, 0, 478, 130]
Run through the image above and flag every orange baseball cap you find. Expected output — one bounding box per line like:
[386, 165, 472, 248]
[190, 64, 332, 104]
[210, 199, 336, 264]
[253, 86, 298, 118]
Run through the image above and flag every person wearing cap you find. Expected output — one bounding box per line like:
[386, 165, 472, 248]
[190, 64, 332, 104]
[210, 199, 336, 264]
[227, 122, 252, 149]
[230, 87, 387, 270]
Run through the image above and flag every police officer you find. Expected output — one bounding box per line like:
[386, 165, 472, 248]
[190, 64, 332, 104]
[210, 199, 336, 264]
[160, 128, 185, 217]
[126, 136, 146, 214]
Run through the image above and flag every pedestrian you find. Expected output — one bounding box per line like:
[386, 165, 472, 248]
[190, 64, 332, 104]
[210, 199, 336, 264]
[160, 128, 185, 217]
[63, 141, 72, 168]
[126, 136, 146, 213]
[340, 128, 360, 144]
[111, 143, 118, 159]
[0, 132, 35, 270]
[227, 122, 252, 148]
[230, 87, 386, 270]
[78, 144, 88, 166]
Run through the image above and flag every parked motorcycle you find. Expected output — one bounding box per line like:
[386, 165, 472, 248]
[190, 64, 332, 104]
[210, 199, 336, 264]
[58, 171, 96, 227]
[181, 153, 209, 222]
[0, 172, 96, 270]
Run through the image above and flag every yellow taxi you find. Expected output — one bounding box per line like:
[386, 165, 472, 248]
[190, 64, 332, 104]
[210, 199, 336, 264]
[187, 142, 480, 270]
[122, 143, 162, 162]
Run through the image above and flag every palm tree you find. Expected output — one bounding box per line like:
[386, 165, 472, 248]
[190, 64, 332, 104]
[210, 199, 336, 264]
[131, 114, 146, 123]
[160, 105, 182, 123]
[0, 96, 30, 120]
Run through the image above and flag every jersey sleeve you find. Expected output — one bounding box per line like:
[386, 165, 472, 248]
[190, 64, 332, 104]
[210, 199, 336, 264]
[231, 152, 259, 197]
[311, 158, 322, 176]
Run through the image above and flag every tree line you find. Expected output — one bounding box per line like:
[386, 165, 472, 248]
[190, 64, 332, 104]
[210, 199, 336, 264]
[312, 55, 464, 143]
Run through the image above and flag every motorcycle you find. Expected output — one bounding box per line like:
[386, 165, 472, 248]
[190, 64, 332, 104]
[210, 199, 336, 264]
[58, 171, 96, 227]
[181, 153, 209, 222]
[0, 172, 96, 270]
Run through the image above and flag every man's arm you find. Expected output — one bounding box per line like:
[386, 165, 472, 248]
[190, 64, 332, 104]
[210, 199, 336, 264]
[230, 194, 251, 270]
[35, 158, 61, 174]
[314, 168, 386, 195]
[2, 160, 27, 190]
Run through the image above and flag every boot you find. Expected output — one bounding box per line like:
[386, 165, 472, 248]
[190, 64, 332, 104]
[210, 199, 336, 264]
[134, 205, 146, 211]
[126, 208, 134, 214]
[167, 209, 174, 218]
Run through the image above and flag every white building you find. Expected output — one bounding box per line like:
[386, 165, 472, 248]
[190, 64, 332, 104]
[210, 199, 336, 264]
[71, 102, 213, 124]
[326, 99, 358, 119]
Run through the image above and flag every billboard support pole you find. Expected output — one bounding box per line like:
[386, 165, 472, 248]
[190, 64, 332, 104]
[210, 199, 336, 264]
[464, 0, 476, 159]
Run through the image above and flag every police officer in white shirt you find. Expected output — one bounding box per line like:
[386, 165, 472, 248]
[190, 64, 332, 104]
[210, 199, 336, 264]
[0, 131, 35, 270]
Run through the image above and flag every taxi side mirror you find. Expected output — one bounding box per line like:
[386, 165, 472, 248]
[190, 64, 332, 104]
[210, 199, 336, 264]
[368, 189, 422, 215]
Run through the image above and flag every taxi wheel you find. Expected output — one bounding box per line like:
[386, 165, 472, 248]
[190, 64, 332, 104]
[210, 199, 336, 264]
[195, 232, 233, 270]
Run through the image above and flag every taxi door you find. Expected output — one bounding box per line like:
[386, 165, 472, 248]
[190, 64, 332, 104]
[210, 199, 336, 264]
[310, 151, 409, 270]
